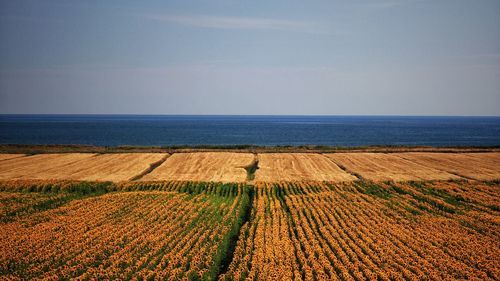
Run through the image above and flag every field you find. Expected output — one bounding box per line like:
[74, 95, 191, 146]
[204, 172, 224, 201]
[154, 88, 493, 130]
[0, 150, 498, 280]
[0, 180, 498, 280]
[141, 152, 255, 182]
[223, 181, 499, 280]
[0, 154, 98, 180]
[255, 153, 357, 182]
[0, 154, 25, 161]
[0, 183, 250, 280]
[326, 153, 462, 181]
[397, 152, 500, 180]
[0, 153, 167, 182]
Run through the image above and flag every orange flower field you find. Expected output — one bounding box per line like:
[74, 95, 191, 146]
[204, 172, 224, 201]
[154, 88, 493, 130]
[0, 180, 498, 280]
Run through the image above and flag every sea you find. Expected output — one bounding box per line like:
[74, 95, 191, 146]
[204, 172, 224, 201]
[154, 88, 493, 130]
[0, 115, 499, 147]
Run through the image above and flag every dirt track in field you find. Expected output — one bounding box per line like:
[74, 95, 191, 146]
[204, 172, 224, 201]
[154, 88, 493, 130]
[325, 153, 462, 181]
[397, 152, 500, 180]
[255, 153, 357, 182]
[140, 152, 255, 182]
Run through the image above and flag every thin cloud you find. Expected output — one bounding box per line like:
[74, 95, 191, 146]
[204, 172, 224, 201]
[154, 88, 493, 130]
[142, 14, 330, 34]
[356, 0, 425, 9]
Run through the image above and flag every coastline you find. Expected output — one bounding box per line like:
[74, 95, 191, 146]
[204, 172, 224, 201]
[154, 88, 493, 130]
[1, 143, 499, 154]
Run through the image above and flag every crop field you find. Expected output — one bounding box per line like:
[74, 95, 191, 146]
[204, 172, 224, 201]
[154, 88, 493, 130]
[0, 151, 498, 280]
[255, 153, 357, 182]
[0, 154, 98, 180]
[326, 153, 461, 181]
[223, 181, 499, 280]
[0, 153, 167, 182]
[397, 152, 500, 180]
[141, 152, 255, 182]
[0, 179, 498, 280]
[0, 152, 498, 183]
[0, 154, 25, 162]
[0, 182, 251, 280]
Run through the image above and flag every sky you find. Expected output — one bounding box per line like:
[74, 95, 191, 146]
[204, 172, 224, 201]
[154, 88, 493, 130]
[0, 0, 499, 115]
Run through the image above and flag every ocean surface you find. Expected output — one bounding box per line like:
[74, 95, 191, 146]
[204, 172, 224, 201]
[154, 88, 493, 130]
[0, 115, 499, 147]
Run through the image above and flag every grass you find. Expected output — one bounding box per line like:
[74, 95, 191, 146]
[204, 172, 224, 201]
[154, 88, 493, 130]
[355, 181, 392, 199]
[209, 185, 253, 280]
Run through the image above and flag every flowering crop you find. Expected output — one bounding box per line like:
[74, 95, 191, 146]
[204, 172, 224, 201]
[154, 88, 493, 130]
[0, 182, 249, 280]
[222, 180, 499, 280]
[0, 180, 498, 280]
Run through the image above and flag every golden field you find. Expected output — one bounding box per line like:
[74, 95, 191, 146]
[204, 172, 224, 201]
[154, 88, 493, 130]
[0, 151, 498, 280]
[141, 152, 255, 183]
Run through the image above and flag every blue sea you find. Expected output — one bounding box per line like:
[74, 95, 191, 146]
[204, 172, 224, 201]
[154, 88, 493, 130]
[0, 115, 499, 147]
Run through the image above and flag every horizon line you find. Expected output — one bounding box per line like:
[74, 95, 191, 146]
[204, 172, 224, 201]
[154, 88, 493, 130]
[1, 114, 500, 118]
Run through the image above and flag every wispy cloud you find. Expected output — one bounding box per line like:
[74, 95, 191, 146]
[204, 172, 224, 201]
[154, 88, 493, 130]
[142, 14, 329, 34]
[356, 0, 425, 9]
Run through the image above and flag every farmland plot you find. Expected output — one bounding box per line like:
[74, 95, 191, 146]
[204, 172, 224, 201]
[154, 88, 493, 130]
[0, 183, 249, 280]
[141, 152, 254, 182]
[13, 153, 168, 182]
[255, 153, 356, 182]
[0, 154, 25, 162]
[222, 181, 499, 280]
[326, 153, 460, 181]
[0, 154, 97, 180]
[464, 152, 500, 166]
[398, 152, 500, 180]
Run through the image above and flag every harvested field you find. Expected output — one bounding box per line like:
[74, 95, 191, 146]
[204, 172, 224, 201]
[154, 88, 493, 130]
[14, 153, 168, 182]
[326, 153, 461, 181]
[0, 153, 97, 180]
[0, 154, 25, 161]
[398, 152, 500, 180]
[141, 152, 254, 182]
[0, 152, 498, 183]
[255, 153, 357, 182]
[255, 153, 356, 182]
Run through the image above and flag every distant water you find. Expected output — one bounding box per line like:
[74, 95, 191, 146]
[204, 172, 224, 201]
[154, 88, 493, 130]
[0, 115, 499, 147]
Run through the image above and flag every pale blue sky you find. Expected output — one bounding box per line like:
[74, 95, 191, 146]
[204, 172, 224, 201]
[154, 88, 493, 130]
[0, 0, 499, 115]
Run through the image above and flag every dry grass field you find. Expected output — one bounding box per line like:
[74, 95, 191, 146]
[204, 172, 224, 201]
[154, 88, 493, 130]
[326, 153, 462, 181]
[0, 152, 498, 183]
[0, 154, 25, 161]
[0, 153, 97, 180]
[0, 153, 167, 182]
[23, 153, 167, 182]
[141, 152, 254, 182]
[398, 152, 500, 180]
[255, 153, 357, 182]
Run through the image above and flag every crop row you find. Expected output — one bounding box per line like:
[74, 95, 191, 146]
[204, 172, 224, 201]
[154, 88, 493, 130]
[223, 181, 499, 280]
[0, 183, 251, 280]
[0, 180, 498, 280]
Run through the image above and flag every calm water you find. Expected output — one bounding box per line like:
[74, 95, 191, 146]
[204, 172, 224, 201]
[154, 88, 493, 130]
[0, 115, 499, 147]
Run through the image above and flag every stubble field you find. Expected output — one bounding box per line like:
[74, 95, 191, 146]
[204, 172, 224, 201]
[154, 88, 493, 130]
[140, 152, 255, 182]
[255, 153, 357, 182]
[0, 153, 168, 182]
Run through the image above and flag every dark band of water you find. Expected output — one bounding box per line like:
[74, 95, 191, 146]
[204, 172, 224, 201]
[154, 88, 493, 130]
[1, 115, 499, 147]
